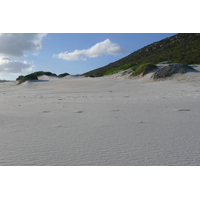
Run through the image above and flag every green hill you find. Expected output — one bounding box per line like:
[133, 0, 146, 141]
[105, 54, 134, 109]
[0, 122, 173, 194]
[83, 33, 200, 77]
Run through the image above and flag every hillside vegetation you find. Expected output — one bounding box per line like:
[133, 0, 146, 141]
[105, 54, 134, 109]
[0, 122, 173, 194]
[83, 33, 200, 77]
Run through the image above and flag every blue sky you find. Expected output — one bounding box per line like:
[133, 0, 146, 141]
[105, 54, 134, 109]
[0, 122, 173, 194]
[0, 33, 176, 80]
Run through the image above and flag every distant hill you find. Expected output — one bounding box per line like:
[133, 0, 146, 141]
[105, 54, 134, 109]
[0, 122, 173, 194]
[83, 33, 200, 77]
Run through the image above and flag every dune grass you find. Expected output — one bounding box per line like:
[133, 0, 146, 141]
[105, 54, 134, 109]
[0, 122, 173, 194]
[131, 63, 157, 76]
[103, 63, 135, 76]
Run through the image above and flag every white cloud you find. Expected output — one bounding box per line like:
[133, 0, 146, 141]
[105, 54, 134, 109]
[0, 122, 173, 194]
[54, 39, 123, 61]
[0, 57, 34, 74]
[0, 33, 47, 57]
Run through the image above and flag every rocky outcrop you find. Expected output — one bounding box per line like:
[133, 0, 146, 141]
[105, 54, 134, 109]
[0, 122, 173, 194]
[151, 63, 196, 80]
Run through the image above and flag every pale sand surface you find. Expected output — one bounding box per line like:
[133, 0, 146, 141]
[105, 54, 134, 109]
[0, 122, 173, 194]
[1, 68, 200, 165]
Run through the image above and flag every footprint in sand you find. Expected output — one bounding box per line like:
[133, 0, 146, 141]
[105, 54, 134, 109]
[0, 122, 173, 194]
[76, 110, 84, 113]
[56, 125, 63, 128]
[137, 121, 146, 124]
[42, 111, 51, 113]
[177, 109, 190, 112]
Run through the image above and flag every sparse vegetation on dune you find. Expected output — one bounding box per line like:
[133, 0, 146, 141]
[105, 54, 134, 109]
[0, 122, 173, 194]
[17, 71, 70, 84]
[31, 71, 57, 77]
[131, 63, 157, 77]
[18, 74, 38, 84]
[103, 62, 135, 76]
[58, 73, 70, 78]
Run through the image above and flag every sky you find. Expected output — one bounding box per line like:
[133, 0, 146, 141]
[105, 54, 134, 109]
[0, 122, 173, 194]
[0, 33, 176, 80]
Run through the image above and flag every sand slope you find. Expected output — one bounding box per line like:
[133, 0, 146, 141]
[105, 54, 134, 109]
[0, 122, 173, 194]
[1, 70, 200, 165]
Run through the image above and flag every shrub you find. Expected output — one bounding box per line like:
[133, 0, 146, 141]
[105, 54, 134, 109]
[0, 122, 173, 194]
[17, 71, 58, 84]
[18, 74, 38, 84]
[16, 75, 24, 81]
[58, 73, 69, 78]
[32, 71, 57, 77]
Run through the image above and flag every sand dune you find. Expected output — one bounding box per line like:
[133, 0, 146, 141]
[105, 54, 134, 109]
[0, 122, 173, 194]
[1, 68, 200, 165]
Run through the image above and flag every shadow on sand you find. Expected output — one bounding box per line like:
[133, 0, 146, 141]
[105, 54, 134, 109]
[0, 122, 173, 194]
[27, 80, 49, 83]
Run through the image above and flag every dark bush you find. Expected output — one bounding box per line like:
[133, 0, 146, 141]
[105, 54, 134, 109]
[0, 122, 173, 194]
[58, 73, 69, 78]
[32, 71, 57, 77]
[16, 75, 24, 81]
[18, 74, 38, 84]
[17, 71, 58, 84]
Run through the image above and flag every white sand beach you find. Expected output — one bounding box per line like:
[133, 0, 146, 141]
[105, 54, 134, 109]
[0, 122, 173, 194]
[1, 67, 200, 166]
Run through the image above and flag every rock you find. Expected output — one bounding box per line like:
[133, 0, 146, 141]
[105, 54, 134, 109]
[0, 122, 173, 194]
[151, 63, 196, 80]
